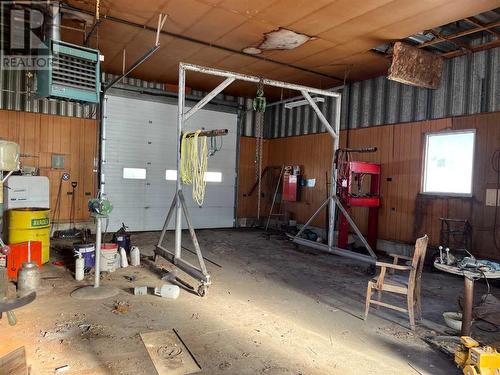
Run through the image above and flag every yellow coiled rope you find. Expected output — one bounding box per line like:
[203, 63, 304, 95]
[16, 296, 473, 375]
[180, 130, 208, 205]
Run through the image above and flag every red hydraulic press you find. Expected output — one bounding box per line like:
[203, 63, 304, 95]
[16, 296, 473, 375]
[336, 148, 381, 250]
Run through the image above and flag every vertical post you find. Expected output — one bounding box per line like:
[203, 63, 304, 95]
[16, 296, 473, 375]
[461, 275, 474, 336]
[100, 95, 107, 195]
[94, 217, 102, 288]
[368, 172, 380, 250]
[175, 65, 186, 259]
[328, 96, 342, 249]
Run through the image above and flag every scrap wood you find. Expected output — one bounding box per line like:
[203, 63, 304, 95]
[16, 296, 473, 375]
[140, 329, 201, 375]
[0, 346, 27, 375]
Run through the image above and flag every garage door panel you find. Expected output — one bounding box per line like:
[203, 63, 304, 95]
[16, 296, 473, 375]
[183, 185, 235, 208]
[108, 206, 145, 232]
[188, 207, 235, 228]
[103, 93, 237, 231]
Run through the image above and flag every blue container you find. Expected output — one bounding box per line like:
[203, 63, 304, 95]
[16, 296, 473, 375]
[74, 243, 95, 268]
[115, 233, 131, 252]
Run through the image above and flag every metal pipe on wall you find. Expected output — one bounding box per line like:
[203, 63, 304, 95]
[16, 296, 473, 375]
[47, 1, 61, 41]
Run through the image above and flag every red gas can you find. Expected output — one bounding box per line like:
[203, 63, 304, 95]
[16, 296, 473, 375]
[6, 241, 42, 279]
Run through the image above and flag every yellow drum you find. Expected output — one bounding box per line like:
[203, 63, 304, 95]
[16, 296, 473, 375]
[8, 208, 50, 264]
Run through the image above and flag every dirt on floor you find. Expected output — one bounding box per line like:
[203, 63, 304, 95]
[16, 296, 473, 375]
[1, 228, 499, 374]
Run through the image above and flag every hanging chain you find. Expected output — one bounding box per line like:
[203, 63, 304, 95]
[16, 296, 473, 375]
[254, 79, 265, 221]
[256, 111, 264, 220]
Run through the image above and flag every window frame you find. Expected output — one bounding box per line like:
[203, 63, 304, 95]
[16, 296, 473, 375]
[122, 167, 147, 180]
[421, 129, 476, 197]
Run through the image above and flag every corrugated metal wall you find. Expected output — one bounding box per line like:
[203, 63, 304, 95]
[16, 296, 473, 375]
[261, 46, 499, 137]
[344, 46, 500, 130]
[0, 69, 96, 118]
[2, 45, 498, 136]
[261, 96, 341, 138]
[0, 69, 251, 123]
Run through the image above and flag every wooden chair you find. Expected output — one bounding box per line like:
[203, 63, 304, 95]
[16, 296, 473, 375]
[364, 235, 429, 330]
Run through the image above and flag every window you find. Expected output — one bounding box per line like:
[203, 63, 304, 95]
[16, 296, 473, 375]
[165, 170, 222, 182]
[205, 171, 222, 182]
[165, 169, 177, 181]
[123, 167, 146, 179]
[422, 130, 475, 195]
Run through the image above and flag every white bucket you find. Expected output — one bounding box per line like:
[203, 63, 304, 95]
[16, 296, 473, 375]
[100, 243, 118, 272]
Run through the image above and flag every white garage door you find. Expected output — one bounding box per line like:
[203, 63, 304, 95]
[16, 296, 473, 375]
[102, 92, 238, 232]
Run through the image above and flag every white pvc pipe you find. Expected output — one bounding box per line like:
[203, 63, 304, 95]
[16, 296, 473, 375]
[94, 217, 102, 288]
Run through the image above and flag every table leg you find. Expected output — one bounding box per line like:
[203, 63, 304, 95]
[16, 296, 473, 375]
[461, 276, 474, 336]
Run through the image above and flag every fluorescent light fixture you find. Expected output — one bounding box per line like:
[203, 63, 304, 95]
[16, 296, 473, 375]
[284, 97, 325, 109]
[123, 167, 146, 179]
[165, 169, 177, 180]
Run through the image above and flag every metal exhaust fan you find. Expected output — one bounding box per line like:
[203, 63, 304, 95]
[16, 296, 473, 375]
[37, 39, 101, 103]
[36, 1, 100, 103]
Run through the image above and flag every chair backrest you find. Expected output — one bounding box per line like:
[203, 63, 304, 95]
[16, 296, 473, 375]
[408, 235, 429, 286]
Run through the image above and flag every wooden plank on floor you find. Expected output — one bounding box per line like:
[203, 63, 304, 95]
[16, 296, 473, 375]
[140, 330, 201, 375]
[0, 346, 27, 375]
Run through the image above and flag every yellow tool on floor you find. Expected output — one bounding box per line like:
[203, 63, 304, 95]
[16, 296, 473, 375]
[455, 336, 500, 375]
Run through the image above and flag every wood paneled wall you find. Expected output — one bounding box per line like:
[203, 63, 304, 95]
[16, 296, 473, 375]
[238, 133, 338, 227]
[267, 134, 335, 227]
[0, 110, 98, 222]
[238, 112, 500, 260]
[237, 137, 269, 219]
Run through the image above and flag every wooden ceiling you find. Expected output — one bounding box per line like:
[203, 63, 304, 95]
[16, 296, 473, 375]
[62, 0, 500, 98]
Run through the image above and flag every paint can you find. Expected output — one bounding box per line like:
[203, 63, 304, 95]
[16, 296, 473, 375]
[73, 243, 95, 268]
[100, 243, 118, 272]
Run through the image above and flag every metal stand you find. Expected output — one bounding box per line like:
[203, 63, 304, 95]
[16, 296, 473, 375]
[154, 62, 341, 295]
[292, 195, 377, 264]
[289, 108, 378, 265]
[71, 214, 119, 300]
[461, 275, 474, 336]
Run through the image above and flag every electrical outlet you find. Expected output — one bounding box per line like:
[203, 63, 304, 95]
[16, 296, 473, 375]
[51, 154, 65, 169]
[485, 189, 500, 206]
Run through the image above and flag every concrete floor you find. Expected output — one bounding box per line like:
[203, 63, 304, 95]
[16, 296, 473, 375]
[1, 228, 498, 374]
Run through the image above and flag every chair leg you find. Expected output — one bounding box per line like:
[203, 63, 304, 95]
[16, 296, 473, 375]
[376, 290, 382, 309]
[364, 282, 373, 320]
[415, 282, 422, 321]
[407, 290, 415, 330]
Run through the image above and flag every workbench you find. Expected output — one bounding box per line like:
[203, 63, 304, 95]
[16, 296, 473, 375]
[433, 261, 500, 336]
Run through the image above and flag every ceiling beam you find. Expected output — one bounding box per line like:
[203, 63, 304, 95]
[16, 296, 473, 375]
[463, 17, 500, 38]
[441, 38, 500, 58]
[427, 29, 472, 51]
[417, 19, 500, 49]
